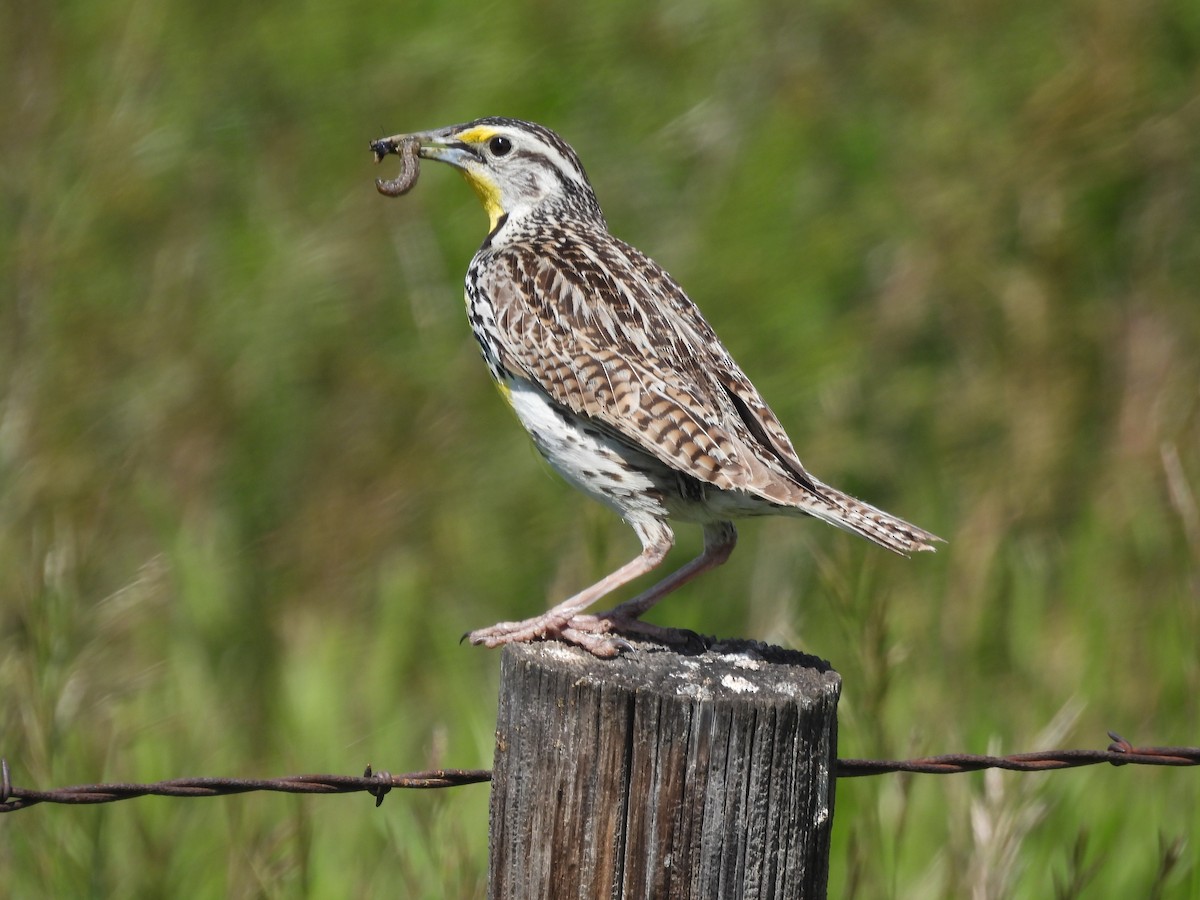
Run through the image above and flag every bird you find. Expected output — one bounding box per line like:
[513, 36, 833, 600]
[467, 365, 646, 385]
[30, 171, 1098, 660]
[371, 117, 940, 656]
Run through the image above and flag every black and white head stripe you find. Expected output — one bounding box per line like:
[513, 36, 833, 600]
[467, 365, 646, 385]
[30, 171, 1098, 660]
[462, 117, 594, 186]
[443, 117, 606, 226]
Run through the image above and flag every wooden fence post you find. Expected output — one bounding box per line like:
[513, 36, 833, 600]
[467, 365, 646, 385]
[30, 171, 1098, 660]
[487, 640, 841, 899]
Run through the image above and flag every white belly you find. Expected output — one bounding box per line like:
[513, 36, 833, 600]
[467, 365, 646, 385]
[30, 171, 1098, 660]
[502, 376, 792, 528]
[504, 378, 673, 522]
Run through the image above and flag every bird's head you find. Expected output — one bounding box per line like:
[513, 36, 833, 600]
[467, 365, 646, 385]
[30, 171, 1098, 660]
[375, 118, 606, 233]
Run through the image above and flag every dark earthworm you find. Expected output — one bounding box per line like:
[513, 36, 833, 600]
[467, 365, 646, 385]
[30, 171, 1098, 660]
[372, 136, 419, 197]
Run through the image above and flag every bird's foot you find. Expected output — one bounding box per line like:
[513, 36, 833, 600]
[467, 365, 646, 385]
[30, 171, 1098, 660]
[465, 612, 629, 658]
[466, 611, 700, 658]
[569, 613, 700, 646]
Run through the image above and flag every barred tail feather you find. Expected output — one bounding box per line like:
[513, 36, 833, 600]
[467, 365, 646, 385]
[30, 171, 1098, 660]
[799, 482, 942, 556]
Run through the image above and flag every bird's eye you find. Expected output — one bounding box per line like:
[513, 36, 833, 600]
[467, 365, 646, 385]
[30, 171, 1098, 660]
[488, 136, 513, 157]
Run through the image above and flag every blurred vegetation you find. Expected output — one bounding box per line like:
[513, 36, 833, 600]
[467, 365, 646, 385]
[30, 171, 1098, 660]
[2, 0, 1198, 896]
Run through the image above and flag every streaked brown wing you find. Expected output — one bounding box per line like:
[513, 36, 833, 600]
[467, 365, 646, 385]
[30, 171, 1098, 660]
[476, 231, 820, 505]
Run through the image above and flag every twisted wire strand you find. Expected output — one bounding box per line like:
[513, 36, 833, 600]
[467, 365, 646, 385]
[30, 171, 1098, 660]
[2, 733, 1194, 813]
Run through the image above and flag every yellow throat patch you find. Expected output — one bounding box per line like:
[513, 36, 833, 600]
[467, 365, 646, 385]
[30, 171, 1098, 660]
[462, 171, 504, 231]
[455, 127, 505, 231]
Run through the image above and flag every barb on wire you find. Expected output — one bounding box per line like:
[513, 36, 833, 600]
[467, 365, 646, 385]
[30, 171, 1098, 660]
[1, 732, 1195, 814]
[0, 763, 491, 814]
[835, 732, 1200, 778]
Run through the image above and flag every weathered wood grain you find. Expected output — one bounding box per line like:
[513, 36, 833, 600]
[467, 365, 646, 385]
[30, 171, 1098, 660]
[488, 640, 841, 899]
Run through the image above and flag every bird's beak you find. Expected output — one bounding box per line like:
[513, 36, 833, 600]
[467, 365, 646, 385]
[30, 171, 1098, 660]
[371, 124, 503, 225]
[371, 126, 480, 170]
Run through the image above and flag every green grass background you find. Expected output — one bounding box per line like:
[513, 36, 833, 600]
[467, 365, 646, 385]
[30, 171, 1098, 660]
[3, 0, 1198, 896]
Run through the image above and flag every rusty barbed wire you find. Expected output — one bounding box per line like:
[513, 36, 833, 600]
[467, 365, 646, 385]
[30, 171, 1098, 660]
[834, 732, 1200, 777]
[1, 733, 1195, 814]
[0, 759, 491, 814]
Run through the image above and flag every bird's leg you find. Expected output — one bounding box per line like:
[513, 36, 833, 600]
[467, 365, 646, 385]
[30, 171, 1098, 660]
[569, 521, 737, 642]
[466, 520, 674, 656]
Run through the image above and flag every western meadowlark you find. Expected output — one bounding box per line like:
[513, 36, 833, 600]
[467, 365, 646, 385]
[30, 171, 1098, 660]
[372, 117, 940, 656]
